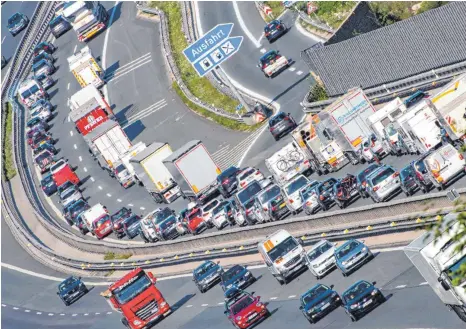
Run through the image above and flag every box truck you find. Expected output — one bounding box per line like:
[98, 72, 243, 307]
[62, 1, 108, 42]
[67, 46, 104, 88]
[70, 98, 109, 136]
[69, 84, 112, 115]
[163, 140, 221, 204]
[130, 142, 180, 204]
[113, 142, 147, 188]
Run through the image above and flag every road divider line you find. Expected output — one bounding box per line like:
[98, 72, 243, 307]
[78, 156, 82, 162]
[288, 295, 296, 298]
[270, 297, 278, 300]
[260, 48, 266, 54]
[419, 282, 428, 286]
[90, 177, 95, 182]
[395, 285, 407, 289]
[201, 304, 209, 307]
[105, 52, 151, 75]
[69, 131, 73, 136]
[73, 44, 77, 53]
[98, 186, 103, 190]
[73, 144, 77, 149]
[83, 167, 87, 172]
[106, 193, 111, 197]
[106, 58, 153, 83]
[67, 83, 70, 90]
[232, 1, 262, 48]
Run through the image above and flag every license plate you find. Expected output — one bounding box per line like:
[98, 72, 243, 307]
[248, 313, 257, 320]
[321, 303, 330, 310]
[279, 203, 286, 209]
[363, 300, 372, 307]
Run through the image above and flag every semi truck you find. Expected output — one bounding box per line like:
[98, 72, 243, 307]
[100, 268, 171, 329]
[163, 140, 221, 204]
[83, 120, 132, 174]
[131, 142, 180, 204]
[113, 141, 147, 188]
[70, 98, 110, 136]
[69, 84, 112, 115]
[264, 140, 312, 185]
[67, 46, 104, 88]
[62, 1, 108, 42]
[405, 214, 466, 322]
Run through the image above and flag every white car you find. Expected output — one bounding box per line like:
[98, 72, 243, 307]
[299, 181, 321, 215]
[253, 184, 283, 223]
[30, 107, 52, 121]
[424, 143, 466, 190]
[366, 165, 401, 203]
[305, 239, 337, 279]
[211, 200, 232, 229]
[236, 167, 265, 190]
[201, 198, 222, 228]
[282, 174, 311, 214]
[59, 186, 82, 208]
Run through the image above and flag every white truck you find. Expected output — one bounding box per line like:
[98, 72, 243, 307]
[265, 140, 312, 186]
[163, 140, 221, 204]
[17, 78, 47, 108]
[67, 46, 104, 88]
[130, 142, 180, 204]
[80, 203, 109, 237]
[83, 120, 132, 174]
[62, 1, 108, 42]
[69, 84, 112, 114]
[405, 215, 466, 322]
[113, 142, 147, 188]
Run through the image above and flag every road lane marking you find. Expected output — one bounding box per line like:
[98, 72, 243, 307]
[84, 313, 89, 316]
[128, 203, 134, 206]
[232, 1, 261, 48]
[140, 207, 145, 210]
[186, 305, 193, 308]
[395, 285, 407, 289]
[25, 310, 30, 312]
[270, 297, 278, 300]
[258, 33, 265, 43]
[37, 312, 42, 315]
[117, 199, 122, 202]
[419, 282, 428, 286]
[48, 313, 54, 316]
[106, 312, 112, 314]
[288, 295, 296, 298]
[288, 67, 296, 72]
[73, 144, 77, 149]
[91, 177, 95, 182]
[13, 307, 19, 310]
[105, 53, 152, 82]
[120, 99, 168, 128]
[260, 48, 266, 54]
[67, 115, 71, 122]
[106, 193, 112, 197]
[72, 314, 77, 317]
[201, 304, 209, 307]
[60, 313, 65, 316]
[1, 36, 5, 44]
[83, 167, 88, 172]
[67, 82, 70, 90]
[79, 156, 82, 161]
[218, 302, 224, 305]
[98, 186, 103, 190]
[296, 70, 303, 75]
[73, 44, 77, 53]
[70, 131, 73, 136]
[95, 312, 100, 315]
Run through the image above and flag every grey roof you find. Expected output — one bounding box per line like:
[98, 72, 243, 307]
[84, 119, 118, 142]
[129, 142, 167, 163]
[303, 2, 466, 97]
[163, 140, 201, 163]
[70, 98, 100, 122]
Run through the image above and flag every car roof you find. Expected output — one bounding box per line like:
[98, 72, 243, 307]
[302, 283, 327, 297]
[335, 239, 358, 250]
[260, 50, 277, 60]
[344, 280, 371, 292]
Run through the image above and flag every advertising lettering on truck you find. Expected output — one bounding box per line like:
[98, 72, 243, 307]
[75, 108, 108, 135]
[101, 268, 171, 329]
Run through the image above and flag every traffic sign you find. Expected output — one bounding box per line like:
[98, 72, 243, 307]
[183, 23, 234, 64]
[192, 36, 243, 77]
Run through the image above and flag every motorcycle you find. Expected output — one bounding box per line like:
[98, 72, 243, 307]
[333, 174, 359, 209]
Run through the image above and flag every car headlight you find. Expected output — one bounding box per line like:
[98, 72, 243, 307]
[371, 289, 379, 296]
[133, 319, 142, 325]
[236, 316, 242, 321]
[342, 261, 348, 266]
[256, 302, 263, 307]
[312, 264, 319, 269]
[245, 272, 251, 276]
[308, 307, 316, 313]
[362, 247, 367, 252]
[226, 284, 232, 289]
[160, 301, 167, 307]
[350, 304, 359, 310]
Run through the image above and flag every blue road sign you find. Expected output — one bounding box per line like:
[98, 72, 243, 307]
[236, 104, 243, 111]
[192, 36, 243, 77]
[183, 23, 234, 64]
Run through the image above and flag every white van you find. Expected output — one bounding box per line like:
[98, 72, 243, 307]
[423, 144, 466, 190]
[81, 203, 108, 235]
[258, 229, 305, 285]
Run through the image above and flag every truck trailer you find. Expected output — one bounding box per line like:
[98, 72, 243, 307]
[405, 214, 466, 322]
[69, 84, 112, 115]
[130, 142, 180, 204]
[163, 140, 221, 204]
[113, 141, 147, 188]
[67, 46, 104, 88]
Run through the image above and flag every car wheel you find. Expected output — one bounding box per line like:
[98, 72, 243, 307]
[274, 135, 279, 141]
[79, 228, 86, 235]
[198, 286, 205, 293]
[121, 317, 130, 328]
[321, 203, 328, 211]
[342, 271, 347, 277]
[349, 312, 358, 322]
[304, 208, 311, 216]
[378, 294, 386, 303]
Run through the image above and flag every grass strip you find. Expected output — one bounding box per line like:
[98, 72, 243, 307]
[103, 252, 133, 260]
[263, 2, 286, 22]
[2, 102, 17, 181]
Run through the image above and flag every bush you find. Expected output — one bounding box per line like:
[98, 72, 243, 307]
[417, 1, 446, 14]
[308, 83, 329, 102]
[103, 252, 132, 260]
[2, 103, 17, 181]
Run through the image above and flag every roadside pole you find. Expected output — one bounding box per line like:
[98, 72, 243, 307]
[216, 66, 251, 115]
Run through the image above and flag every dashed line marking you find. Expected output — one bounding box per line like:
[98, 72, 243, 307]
[288, 295, 296, 298]
[419, 282, 428, 286]
[140, 207, 145, 210]
[201, 304, 209, 307]
[296, 70, 303, 75]
[67, 83, 70, 90]
[218, 302, 224, 305]
[98, 186, 103, 190]
[117, 199, 122, 202]
[70, 131, 73, 136]
[128, 203, 134, 207]
[260, 48, 266, 54]
[91, 177, 95, 182]
[72, 314, 77, 317]
[48, 313, 54, 316]
[13, 307, 19, 310]
[106, 193, 112, 197]
[67, 115, 71, 122]
[60, 313, 65, 316]
[83, 167, 88, 172]
[73, 44, 77, 52]
[270, 297, 278, 300]
[79, 156, 83, 162]
[95, 312, 100, 315]
[288, 67, 296, 72]
[84, 313, 89, 316]
[37, 312, 42, 315]
[73, 144, 77, 149]
[395, 285, 407, 289]
[106, 312, 112, 315]
[186, 305, 193, 308]
[25, 310, 30, 313]
[1, 304, 6, 307]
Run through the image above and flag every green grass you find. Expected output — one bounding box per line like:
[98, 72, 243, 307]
[2, 103, 17, 181]
[312, 1, 356, 29]
[263, 1, 287, 22]
[150, 2, 240, 117]
[369, 2, 447, 26]
[103, 252, 132, 260]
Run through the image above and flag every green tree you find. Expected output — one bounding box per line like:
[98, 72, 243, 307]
[308, 82, 329, 102]
[417, 1, 446, 14]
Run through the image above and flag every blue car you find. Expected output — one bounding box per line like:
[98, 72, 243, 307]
[264, 19, 287, 42]
[32, 59, 55, 76]
[334, 239, 373, 276]
[31, 98, 54, 112]
[40, 173, 57, 197]
[7, 12, 29, 36]
[57, 276, 88, 306]
[220, 264, 256, 291]
[193, 260, 223, 293]
[66, 199, 90, 227]
[342, 280, 385, 321]
[299, 283, 341, 323]
[122, 214, 142, 239]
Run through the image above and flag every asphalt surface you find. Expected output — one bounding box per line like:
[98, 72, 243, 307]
[2, 250, 464, 329]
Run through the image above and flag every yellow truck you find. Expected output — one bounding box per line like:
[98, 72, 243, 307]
[67, 46, 104, 88]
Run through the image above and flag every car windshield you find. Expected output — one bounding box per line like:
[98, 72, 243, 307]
[385, 124, 397, 136]
[159, 216, 176, 230]
[414, 160, 427, 174]
[268, 236, 298, 262]
[59, 277, 77, 291]
[258, 185, 281, 205]
[35, 151, 51, 163]
[300, 182, 319, 199]
[42, 174, 54, 185]
[115, 164, 126, 174]
[61, 188, 76, 200]
[203, 200, 219, 212]
[71, 202, 88, 218]
[124, 216, 140, 228]
[260, 51, 278, 66]
[265, 21, 278, 32]
[400, 166, 414, 179]
[446, 255, 466, 284]
[213, 201, 230, 215]
[113, 272, 152, 304]
[343, 281, 371, 302]
[237, 181, 262, 205]
[269, 113, 286, 126]
[231, 296, 254, 315]
[93, 215, 110, 228]
[219, 167, 237, 181]
[188, 208, 201, 220]
[370, 167, 395, 186]
[285, 176, 308, 195]
[357, 164, 380, 183]
[302, 285, 329, 305]
[222, 265, 244, 282]
[21, 84, 40, 100]
[9, 14, 22, 25]
[153, 208, 173, 225]
[307, 242, 333, 261]
[194, 262, 216, 278]
[49, 16, 65, 28]
[49, 161, 65, 173]
[318, 179, 336, 193]
[239, 168, 255, 181]
[112, 208, 130, 222]
[336, 241, 360, 259]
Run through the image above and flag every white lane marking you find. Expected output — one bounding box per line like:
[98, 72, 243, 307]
[106, 312, 112, 315]
[101, 1, 119, 107]
[106, 193, 111, 197]
[258, 33, 265, 43]
[67, 82, 70, 90]
[232, 1, 262, 48]
[260, 48, 266, 54]
[201, 304, 209, 307]
[98, 186, 103, 190]
[73, 44, 77, 53]
[95, 312, 100, 315]
[13, 307, 19, 310]
[84, 313, 89, 316]
[1, 304, 6, 307]
[128, 203, 134, 207]
[288, 295, 296, 298]
[90, 177, 95, 182]
[296, 70, 303, 75]
[270, 297, 278, 300]
[218, 302, 224, 305]
[73, 144, 77, 149]
[70, 131, 73, 136]
[288, 67, 296, 72]
[140, 207, 145, 210]
[107, 58, 153, 83]
[67, 115, 71, 122]
[395, 285, 407, 289]
[106, 54, 152, 82]
[237, 125, 269, 167]
[83, 167, 88, 172]
[419, 282, 429, 286]
[117, 199, 122, 202]
[60, 313, 65, 316]
[1, 36, 6, 44]
[106, 53, 151, 76]
[48, 313, 54, 316]
[37, 312, 42, 315]
[186, 305, 193, 308]
[79, 156, 82, 162]
[121, 100, 168, 128]
[25, 310, 30, 312]
[72, 314, 77, 317]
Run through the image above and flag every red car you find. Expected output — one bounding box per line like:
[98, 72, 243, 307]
[181, 207, 207, 235]
[224, 290, 269, 329]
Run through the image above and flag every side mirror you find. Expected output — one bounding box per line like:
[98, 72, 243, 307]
[372, 281, 377, 285]
[251, 291, 255, 295]
[438, 274, 451, 291]
[298, 238, 304, 245]
[56, 292, 59, 295]
[330, 284, 334, 289]
[217, 260, 220, 265]
[299, 305, 303, 310]
[78, 276, 82, 280]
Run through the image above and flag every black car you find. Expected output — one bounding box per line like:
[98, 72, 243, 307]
[220, 264, 255, 291]
[33, 142, 57, 156]
[299, 284, 342, 324]
[33, 41, 56, 57]
[400, 164, 419, 196]
[217, 166, 241, 198]
[57, 276, 88, 306]
[111, 207, 133, 238]
[40, 173, 57, 196]
[122, 214, 142, 239]
[332, 174, 359, 209]
[342, 280, 385, 321]
[66, 199, 90, 227]
[158, 215, 179, 241]
[316, 178, 338, 211]
[356, 164, 381, 198]
[264, 19, 287, 42]
[32, 51, 54, 65]
[193, 260, 223, 293]
[269, 111, 297, 141]
[412, 156, 433, 193]
[7, 12, 28, 36]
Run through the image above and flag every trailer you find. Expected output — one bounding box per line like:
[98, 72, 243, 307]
[130, 142, 180, 204]
[113, 142, 147, 189]
[70, 98, 109, 136]
[62, 1, 108, 42]
[69, 84, 112, 115]
[17, 78, 47, 108]
[84, 120, 132, 173]
[404, 215, 466, 322]
[163, 140, 221, 204]
[67, 46, 104, 88]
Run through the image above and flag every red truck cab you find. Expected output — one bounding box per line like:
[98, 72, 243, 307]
[50, 159, 80, 187]
[101, 268, 171, 329]
[92, 213, 112, 239]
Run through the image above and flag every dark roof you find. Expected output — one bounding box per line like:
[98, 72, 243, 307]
[130, 142, 167, 163]
[163, 140, 202, 163]
[302, 2, 466, 97]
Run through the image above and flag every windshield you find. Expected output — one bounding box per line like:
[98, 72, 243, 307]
[203, 200, 219, 212]
[222, 265, 244, 282]
[237, 181, 262, 205]
[385, 124, 397, 137]
[213, 201, 230, 215]
[260, 51, 278, 66]
[258, 185, 281, 205]
[231, 296, 254, 315]
[336, 241, 360, 259]
[21, 84, 40, 100]
[285, 176, 308, 195]
[9, 14, 22, 25]
[194, 262, 216, 278]
[159, 216, 176, 230]
[113, 272, 152, 304]
[302, 285, 329, 305]
[357, 164, 380, 183]
[153, 208, 173, 225]
[59, 277, 77, 291]
[50, 16, 66, 28]
[300, 182, 319, 199]
[239, 168, 255, 181]
[318, 179, 336, 193]
[115, 164, 126, 174]
[400, 166, 414, 179]
[219, 167, 237, 181]
[265, 21, 279, 32]
[70, 202, 88, 218]
[343, 281, 371, 302]
[124, 216, 140, 228]
[414, 160, 427, 174]
[112, 208, 131, 222]
[93, 215, 110, 228]
[268, 236, 298, 262]
[61, 188, 76, 200]
[188, 208, 201, 220]
[446, 255, 466, 284]
[370, 167, 395, 186]
[269, 113, 286, 126]
[307, 242, 333, 261]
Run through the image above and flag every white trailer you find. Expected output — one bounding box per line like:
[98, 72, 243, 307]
[130, 142, 180, 204]
[265, 141, 312, 185]
[69, 84, 112, 114]
[67, 46, 104, 88]
[84, 120, 132, 173]
[113, 142, 147, 188]
[405, 215, 466, 322]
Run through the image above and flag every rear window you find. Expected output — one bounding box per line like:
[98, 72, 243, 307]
[258, 185, 281, 204]
[357, 164, 379, 182]
[239, 168, 255, 181]
[237, 181, 262, 205]
[318, 179, 336, 193]
[218, 167, 237, 181]
[203, 200, 219, 212]
[285, 176, 308, 195]
[124, 216, 140, 227]
[213, 201, 230, 215]
[400, 166, 414, 179]
[414, 160, 427, 174]
[93, 215, 110, 228]
[269, 113, 286, 126]
[160, 216, 176, 230]
[370, 168, 395, 186]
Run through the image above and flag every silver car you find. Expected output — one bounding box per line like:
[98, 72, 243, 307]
[305, 239, 337, 279]
[299, 180, 321, 215]
[282, 174, 311, 214]
[253, 184, 283, 223]
[366, 165, 401, 203]
[60, 186, 82, 208]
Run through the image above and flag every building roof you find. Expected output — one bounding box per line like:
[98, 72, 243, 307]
[302, 2, 466, 97]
